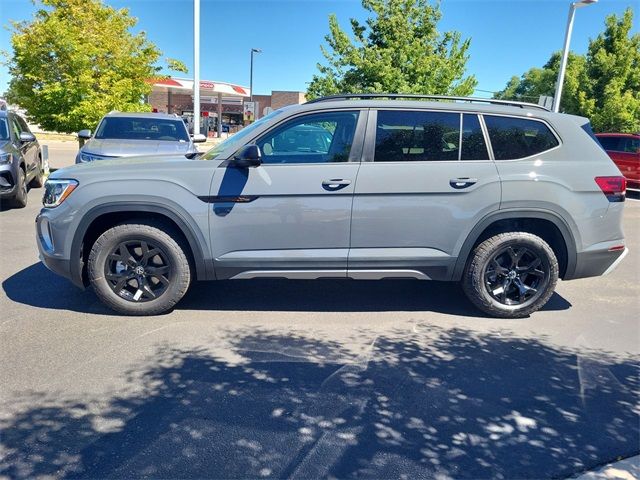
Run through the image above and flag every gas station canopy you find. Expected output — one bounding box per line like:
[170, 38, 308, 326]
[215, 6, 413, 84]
[149, 77, 250, 99]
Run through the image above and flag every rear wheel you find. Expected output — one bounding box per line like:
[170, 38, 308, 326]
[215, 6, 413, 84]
[88, 221, 191, 315]
[462, 232, 558, 318]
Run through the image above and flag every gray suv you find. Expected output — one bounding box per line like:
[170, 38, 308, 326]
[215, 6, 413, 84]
[0, 109, 44, 208]
[36, 94, 628, 318]
[75, 112, 206, 163]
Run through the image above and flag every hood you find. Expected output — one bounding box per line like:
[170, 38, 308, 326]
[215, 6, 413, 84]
[0, 140, 10, 151]
[82, 138, 194, 157]
[49, 151, 225, 181]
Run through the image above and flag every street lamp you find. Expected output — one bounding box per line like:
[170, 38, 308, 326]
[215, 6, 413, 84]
[250, 48, 262, 102]
[553, 0, 597, 112]
[193, 0, 200, 134]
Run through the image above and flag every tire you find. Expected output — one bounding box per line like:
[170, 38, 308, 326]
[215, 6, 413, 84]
[30, 157, 45, 188]
[8, 167, 28, 209]
[88, 221, 192, 315]
[462, 232, 559, 318]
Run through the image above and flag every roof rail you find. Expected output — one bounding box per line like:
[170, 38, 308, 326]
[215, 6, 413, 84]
[305, 93, 551, 112]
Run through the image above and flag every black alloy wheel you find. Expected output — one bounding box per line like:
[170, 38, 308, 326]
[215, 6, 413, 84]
[105, 240, 172, 302]
[484, 245, 549, 306]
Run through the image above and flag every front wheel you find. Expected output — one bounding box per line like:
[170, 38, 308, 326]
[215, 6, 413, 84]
[9, 168, 28, 208]
[462, 232, 559, 318]
[88, 221, 192, 315]
[30, 157, 45, 188]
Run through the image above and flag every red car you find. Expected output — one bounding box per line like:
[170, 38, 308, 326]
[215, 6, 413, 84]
[596, 133, 640, 191]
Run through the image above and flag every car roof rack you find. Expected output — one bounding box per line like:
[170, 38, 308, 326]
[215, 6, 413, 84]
[305, 93, 551, 112]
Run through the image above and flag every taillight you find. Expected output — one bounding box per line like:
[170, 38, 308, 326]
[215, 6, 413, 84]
[595, 176, 626, 202]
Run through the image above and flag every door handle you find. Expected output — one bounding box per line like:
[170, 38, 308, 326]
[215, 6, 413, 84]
[449, 177, 478, 189]
[322, 179, 351, 191]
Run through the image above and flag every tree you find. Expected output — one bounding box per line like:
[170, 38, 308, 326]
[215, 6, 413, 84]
[166, 58, 188, 74]
[495, 8, 639, 133]
[579, 8, 640, 133]
[307, 0, 477, 99]
[494, 52, 587, 115]
[6, 0, 162, 133]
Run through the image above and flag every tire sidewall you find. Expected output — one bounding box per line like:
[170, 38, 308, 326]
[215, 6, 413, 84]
[89, 227, 189, 315]
[464, 233, 559, 318]
[13, 168, 28, 208]
[481, 238, 553, 313]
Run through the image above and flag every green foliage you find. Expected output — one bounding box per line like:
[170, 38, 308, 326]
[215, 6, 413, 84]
[6, 0, 162, 133]
[495, 8, 639, 133]
[307, 0, 477, 99]
[166, 58, 188, 74]
[579, 8, 640, 133]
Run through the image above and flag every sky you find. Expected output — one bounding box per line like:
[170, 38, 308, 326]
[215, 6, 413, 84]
[0, 0, 637, 98]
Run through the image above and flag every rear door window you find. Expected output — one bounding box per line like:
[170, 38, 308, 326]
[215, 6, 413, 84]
[374, 110, 460, 162]
[484, 115, 559, 160]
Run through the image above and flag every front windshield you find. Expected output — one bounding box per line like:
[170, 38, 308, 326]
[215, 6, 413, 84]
[0, 118, 9, 141]
[201, 108, 285, 160]
[95, 117, 190, 142]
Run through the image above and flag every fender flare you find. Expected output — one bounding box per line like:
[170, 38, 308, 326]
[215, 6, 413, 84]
[452, 209, 578, 281]
[69, 201, 211, 287]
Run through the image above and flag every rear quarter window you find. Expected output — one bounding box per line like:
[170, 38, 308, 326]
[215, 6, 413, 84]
[484, 115, 559, 160]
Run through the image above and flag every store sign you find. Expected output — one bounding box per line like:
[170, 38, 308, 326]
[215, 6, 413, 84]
[243, 101, 256, 122]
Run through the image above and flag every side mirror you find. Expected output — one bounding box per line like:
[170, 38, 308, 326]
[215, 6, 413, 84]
[77, 129, 92, 140]
[19, 132, 36, 143]
[232, 144, 262, 168]
[191, 133, 207, 143]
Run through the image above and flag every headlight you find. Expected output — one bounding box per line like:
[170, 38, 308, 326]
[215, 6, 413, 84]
[79, 152, 105, 163]
[43, 179, 78, 208]
[0, 153, 12, 164]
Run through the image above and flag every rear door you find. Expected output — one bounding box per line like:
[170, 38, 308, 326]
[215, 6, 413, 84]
[348, 109, 501, 280]
[209, 109, 366, 279]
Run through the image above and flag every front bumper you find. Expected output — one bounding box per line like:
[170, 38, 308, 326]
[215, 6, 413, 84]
[36, 211, 85, 289]
[0, 166, 17, 198]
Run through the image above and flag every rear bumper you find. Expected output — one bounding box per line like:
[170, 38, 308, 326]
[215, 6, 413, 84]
[567, 245, 628, 280]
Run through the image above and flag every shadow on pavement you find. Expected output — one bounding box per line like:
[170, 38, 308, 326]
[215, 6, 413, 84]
[3, 262, 572, 317]
[1, 326, 638, 478]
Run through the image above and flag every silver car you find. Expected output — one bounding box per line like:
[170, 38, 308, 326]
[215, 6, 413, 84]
[75, 112, 206, 163]
[38, 94, 627, 318]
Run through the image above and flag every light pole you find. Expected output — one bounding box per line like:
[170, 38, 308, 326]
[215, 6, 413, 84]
[193, 0, 200, 134]
[553, 0, 597, 112]
[250, 48, 262, 102]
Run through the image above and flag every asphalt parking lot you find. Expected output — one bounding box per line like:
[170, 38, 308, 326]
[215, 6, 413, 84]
[0, 168, 638, 478]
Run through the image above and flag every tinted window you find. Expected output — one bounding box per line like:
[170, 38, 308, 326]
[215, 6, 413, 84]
[0, 118, 9, 141]
[485, 116, 559, 160]
[621, 137, 640, 153]
[256, 111, 359, 164]
[16, 116, 31, 134]
[95, 117, 190, 141]
[375, 110, 460, 162]
[597, 136, 622, 151]
[461, 114, 489, 160]
[10, 116, 22, 139]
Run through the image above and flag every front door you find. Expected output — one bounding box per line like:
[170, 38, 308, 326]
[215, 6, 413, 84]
[349, 109, 502, 280]
[209, 109, 365, 279]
